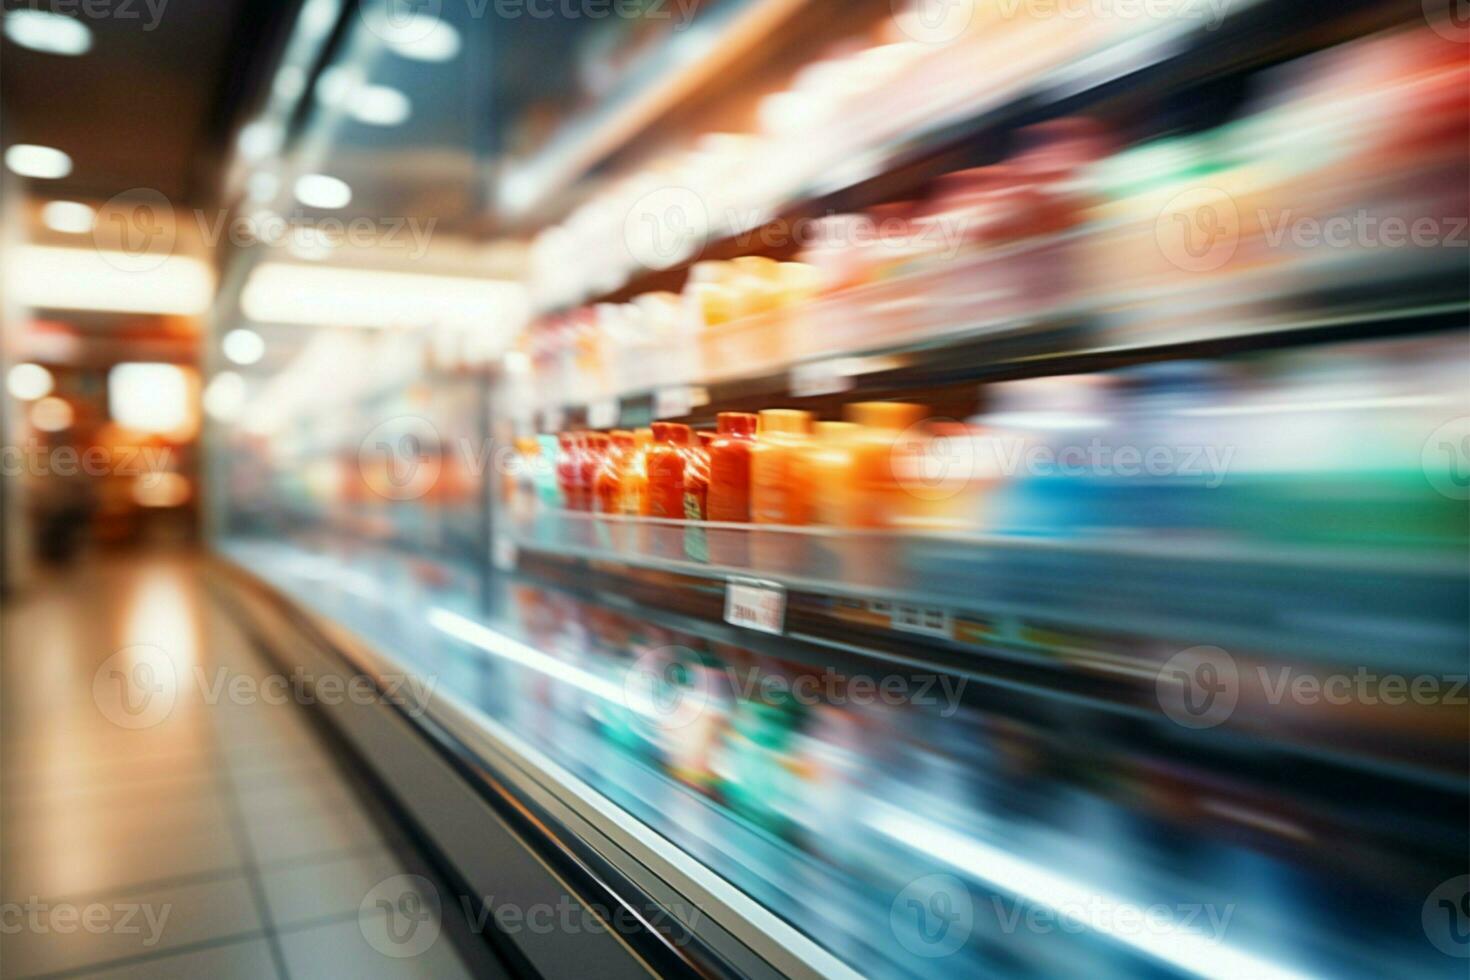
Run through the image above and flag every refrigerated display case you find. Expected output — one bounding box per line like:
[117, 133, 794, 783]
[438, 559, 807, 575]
[207, 1, 1469, 977]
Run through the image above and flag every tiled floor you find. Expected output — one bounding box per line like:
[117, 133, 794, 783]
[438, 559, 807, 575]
[0, 550, 506, 979]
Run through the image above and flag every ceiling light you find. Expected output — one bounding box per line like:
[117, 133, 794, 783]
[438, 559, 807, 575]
[7, 363, 54, 401]
[370, 13, 461, 62]
[40, 200, 95, 234]
[314, 65, 358, 107]
[30, 397, 74, 433]
[3, 10, 91, 56]
[222, 328, 265, 366]
[6, 246, 214, 315]
[237, 121, 282, 160]
[293, 173, 351, 209]
[203, 372, 247, 421]
[298, 0, 338, 40]
[350, 85, 411, 126]
[240, 263, 528, 335]
[108, 363, 194, 434]
[5, 144, 72, 179]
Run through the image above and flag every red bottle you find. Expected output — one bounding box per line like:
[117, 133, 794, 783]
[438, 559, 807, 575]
[707, 412, 758, 522]
[595, 430, 634, 514]
[579, 432, 610, 513]
[556, 432, 582, 510]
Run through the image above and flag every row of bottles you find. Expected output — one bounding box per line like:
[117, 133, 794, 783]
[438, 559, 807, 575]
[514, 401, 950, 531]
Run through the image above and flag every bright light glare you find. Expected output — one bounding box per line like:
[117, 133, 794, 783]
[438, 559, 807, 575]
[871, 810, 1320, 980]
[5, 144, 72, 179]
[108, 363, 192, 434]
[371, 13, 461, 62]
[293, 173, 351, 209]
[222, 328, 266, 365]
[239, 263, 529, 334]
[3, 10, 91, 55]
[6, 246, 214, 315]
[350, 85, 412, 126]
[203, 372, 247, 421]
[40, 200, 95, 234]
[7, 363, 55, 401]
[29, 397, 73, 433]
[428, 607, 630, 709]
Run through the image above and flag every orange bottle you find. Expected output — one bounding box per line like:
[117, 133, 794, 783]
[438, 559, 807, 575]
[620, 428, 653, 515]
[595, 430, 634, 514]
[845, 402, 929, 527]
[707, 412, 758, 522]
[648, 422, 693, 519]
[804, 421, 860, 525]
[751, 409, 814, 525]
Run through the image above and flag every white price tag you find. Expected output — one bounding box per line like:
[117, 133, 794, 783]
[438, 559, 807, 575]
[789, 359, 855, 399]
[890, 603, 951, 638]
[723, 578, 786, 635]
[588, 397, 619, 429]
[654, 386, 693, 419]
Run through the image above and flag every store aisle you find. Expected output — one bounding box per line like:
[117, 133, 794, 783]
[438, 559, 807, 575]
[0, 550, 505, 980]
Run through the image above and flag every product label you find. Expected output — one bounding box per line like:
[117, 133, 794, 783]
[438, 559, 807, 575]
[724, 578, 786, 635]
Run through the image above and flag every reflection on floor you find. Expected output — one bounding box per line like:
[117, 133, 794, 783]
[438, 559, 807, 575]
[0, 549, 504, 980]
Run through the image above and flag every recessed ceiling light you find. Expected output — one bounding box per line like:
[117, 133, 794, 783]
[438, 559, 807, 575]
[222, 328, 266, 366]
[40, 200, 95, 234]
[7, 362, 54, 401]
[293, 173, 351, 210]
[237, 121, 282, 160]
[5, 144, 72, 179]
[370, 13, 461, 62]
[350, 85, 411, 126]
[4, 10, 91, 56]
[203, 371, 247, 421]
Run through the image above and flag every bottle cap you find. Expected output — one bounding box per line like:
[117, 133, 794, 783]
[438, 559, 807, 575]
[585, 432, 610, 449]
[758, 409, 813, 435]
[610, 430, 635, 449]
[664, 422, 694, 445]
[844, 402, 927, 431]
[717, 412, 758, 437]
[634, 428, 653, 448]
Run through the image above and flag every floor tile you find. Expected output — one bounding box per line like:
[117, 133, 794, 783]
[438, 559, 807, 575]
[0, 874, 262, 978]
[67, 937, 280, 980]
[2, 812, 246, 902]
[258, 844, 414, 930]
[278, 914, 477, 980]
[246, 803, 395, 866]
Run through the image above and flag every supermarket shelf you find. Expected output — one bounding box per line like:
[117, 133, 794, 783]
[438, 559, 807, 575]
[544, 0, 1424, 312]
[505, 511, 1470, 668]
[558, 289, 1469, 430]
